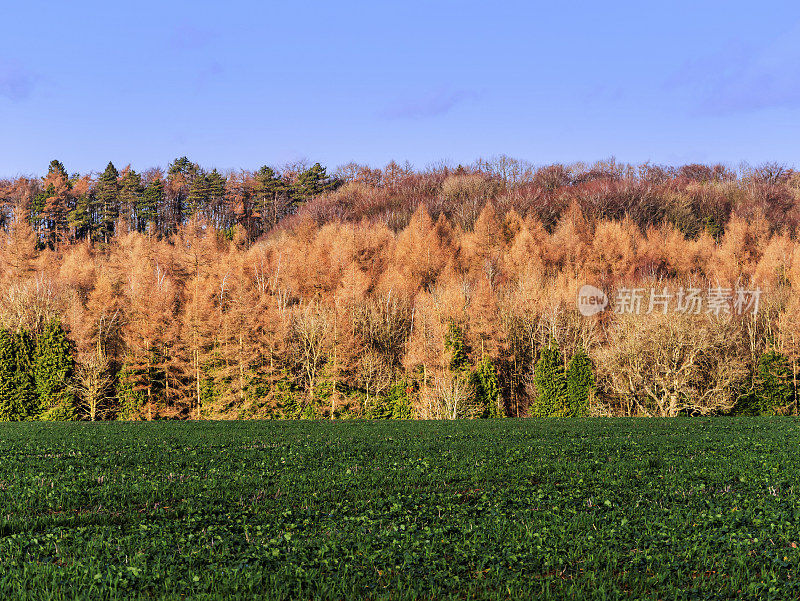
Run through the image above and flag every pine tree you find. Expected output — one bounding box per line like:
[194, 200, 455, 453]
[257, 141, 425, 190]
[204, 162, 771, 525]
[206, 169, 226, 214]
[34, 161, 72, 248]
[253, 165, 288, 231]
[186, 170, 210, 218]
[95, 162, 120, 242]
[565, 347, 595, 417]
[68, 183, 93, 240]
[294, 163, 339, 200]
[119, 169, 143, 232]
[167, 157, 201, 231]
[139, 178, 163, 234]
[532, 343, 567, 417]
[33, 320, 76, 420]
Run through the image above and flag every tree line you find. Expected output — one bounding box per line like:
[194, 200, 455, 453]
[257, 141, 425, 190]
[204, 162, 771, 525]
[0, 157, 799, 420]
[5, 158, 341, 248]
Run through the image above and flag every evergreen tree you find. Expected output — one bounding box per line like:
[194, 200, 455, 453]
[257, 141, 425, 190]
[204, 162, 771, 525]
[444, 321, 469, 372]
[565, 347, 595, 417]
[31, 183, 54, 234]
[0, 330, 19, 420]
[474, 354, 504, 418]
[68, 193, 92, 240]
[0, 330, 37, 421]
[138, 178, 163, 233]
[532, 343, 567, 417]
[253, 165, 287, 231]
[47, 159, 68, 179]
[13, 331, 36, 420]
[206, 169, 226, 202]
[390, 382, 414, 419]
[167, 157, 201, 230]
[33, 160, 72, 247]
[169, 156, 199, 179]
[294, 163, 339, 200]
[186, 170, 210, 217]
[204, 169, 226, 227]
[119, 169, 143, 231]
[95, 162, 120, 242]
[33, 320, 75, 420]
[752, 349, 794, 415]
[117, 361, 148, 420]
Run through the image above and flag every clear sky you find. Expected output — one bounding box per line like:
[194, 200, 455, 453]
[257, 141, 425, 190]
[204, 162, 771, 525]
[2, 0, 800, 177]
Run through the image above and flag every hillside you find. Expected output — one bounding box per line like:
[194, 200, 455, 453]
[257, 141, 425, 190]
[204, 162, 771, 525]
[0, 158, 799, 419]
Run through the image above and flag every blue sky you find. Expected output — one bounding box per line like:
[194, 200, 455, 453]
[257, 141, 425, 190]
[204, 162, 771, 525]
[1, 0, 800, 176]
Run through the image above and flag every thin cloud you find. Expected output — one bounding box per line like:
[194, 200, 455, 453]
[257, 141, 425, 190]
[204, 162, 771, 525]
[0, 60, 35, 101]
[381, 89, 476, 119]
[668, 23, 800, 114]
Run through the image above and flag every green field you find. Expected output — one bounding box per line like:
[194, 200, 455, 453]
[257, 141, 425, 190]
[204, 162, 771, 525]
[1, 419, 799, 600]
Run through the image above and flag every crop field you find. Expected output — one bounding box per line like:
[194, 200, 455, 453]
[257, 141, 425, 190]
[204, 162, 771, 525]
[1, 419, 799, 600]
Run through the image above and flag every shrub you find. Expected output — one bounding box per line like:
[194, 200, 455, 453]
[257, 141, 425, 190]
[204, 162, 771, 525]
[117, 362, 147, 420]
[565, 347, 595, 416]
[749, 350, 794, 415]
[473, 355, 504, 418]
[0, 330, 37, 421]
[33, 320, 75, 420]
[365, 381, 415, 419]
[531, 343, 567, 417]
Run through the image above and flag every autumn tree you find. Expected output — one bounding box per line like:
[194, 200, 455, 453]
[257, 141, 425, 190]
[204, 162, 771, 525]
[175, 219, 223, 418]
[119, 254, 179, 420]
[75, 353, 113, 421]
[601, 313, 748, 417]
[289, 301, 332, 415]
[3, 207, 39, 280]
[34, 160, 72, 248]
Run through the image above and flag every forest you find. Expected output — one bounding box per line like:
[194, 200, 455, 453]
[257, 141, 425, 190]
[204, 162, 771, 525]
[0, 156, 799, 420]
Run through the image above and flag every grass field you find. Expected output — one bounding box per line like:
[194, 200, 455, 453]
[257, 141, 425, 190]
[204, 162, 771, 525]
[1, 419, 799, 600]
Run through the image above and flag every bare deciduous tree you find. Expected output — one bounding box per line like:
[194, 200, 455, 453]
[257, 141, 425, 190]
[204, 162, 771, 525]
[75, 354, 113, 421]
[600, 313, 748, 416]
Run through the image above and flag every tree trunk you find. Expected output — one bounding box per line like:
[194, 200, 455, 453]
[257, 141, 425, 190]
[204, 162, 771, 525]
[195, 348, 201, 419]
